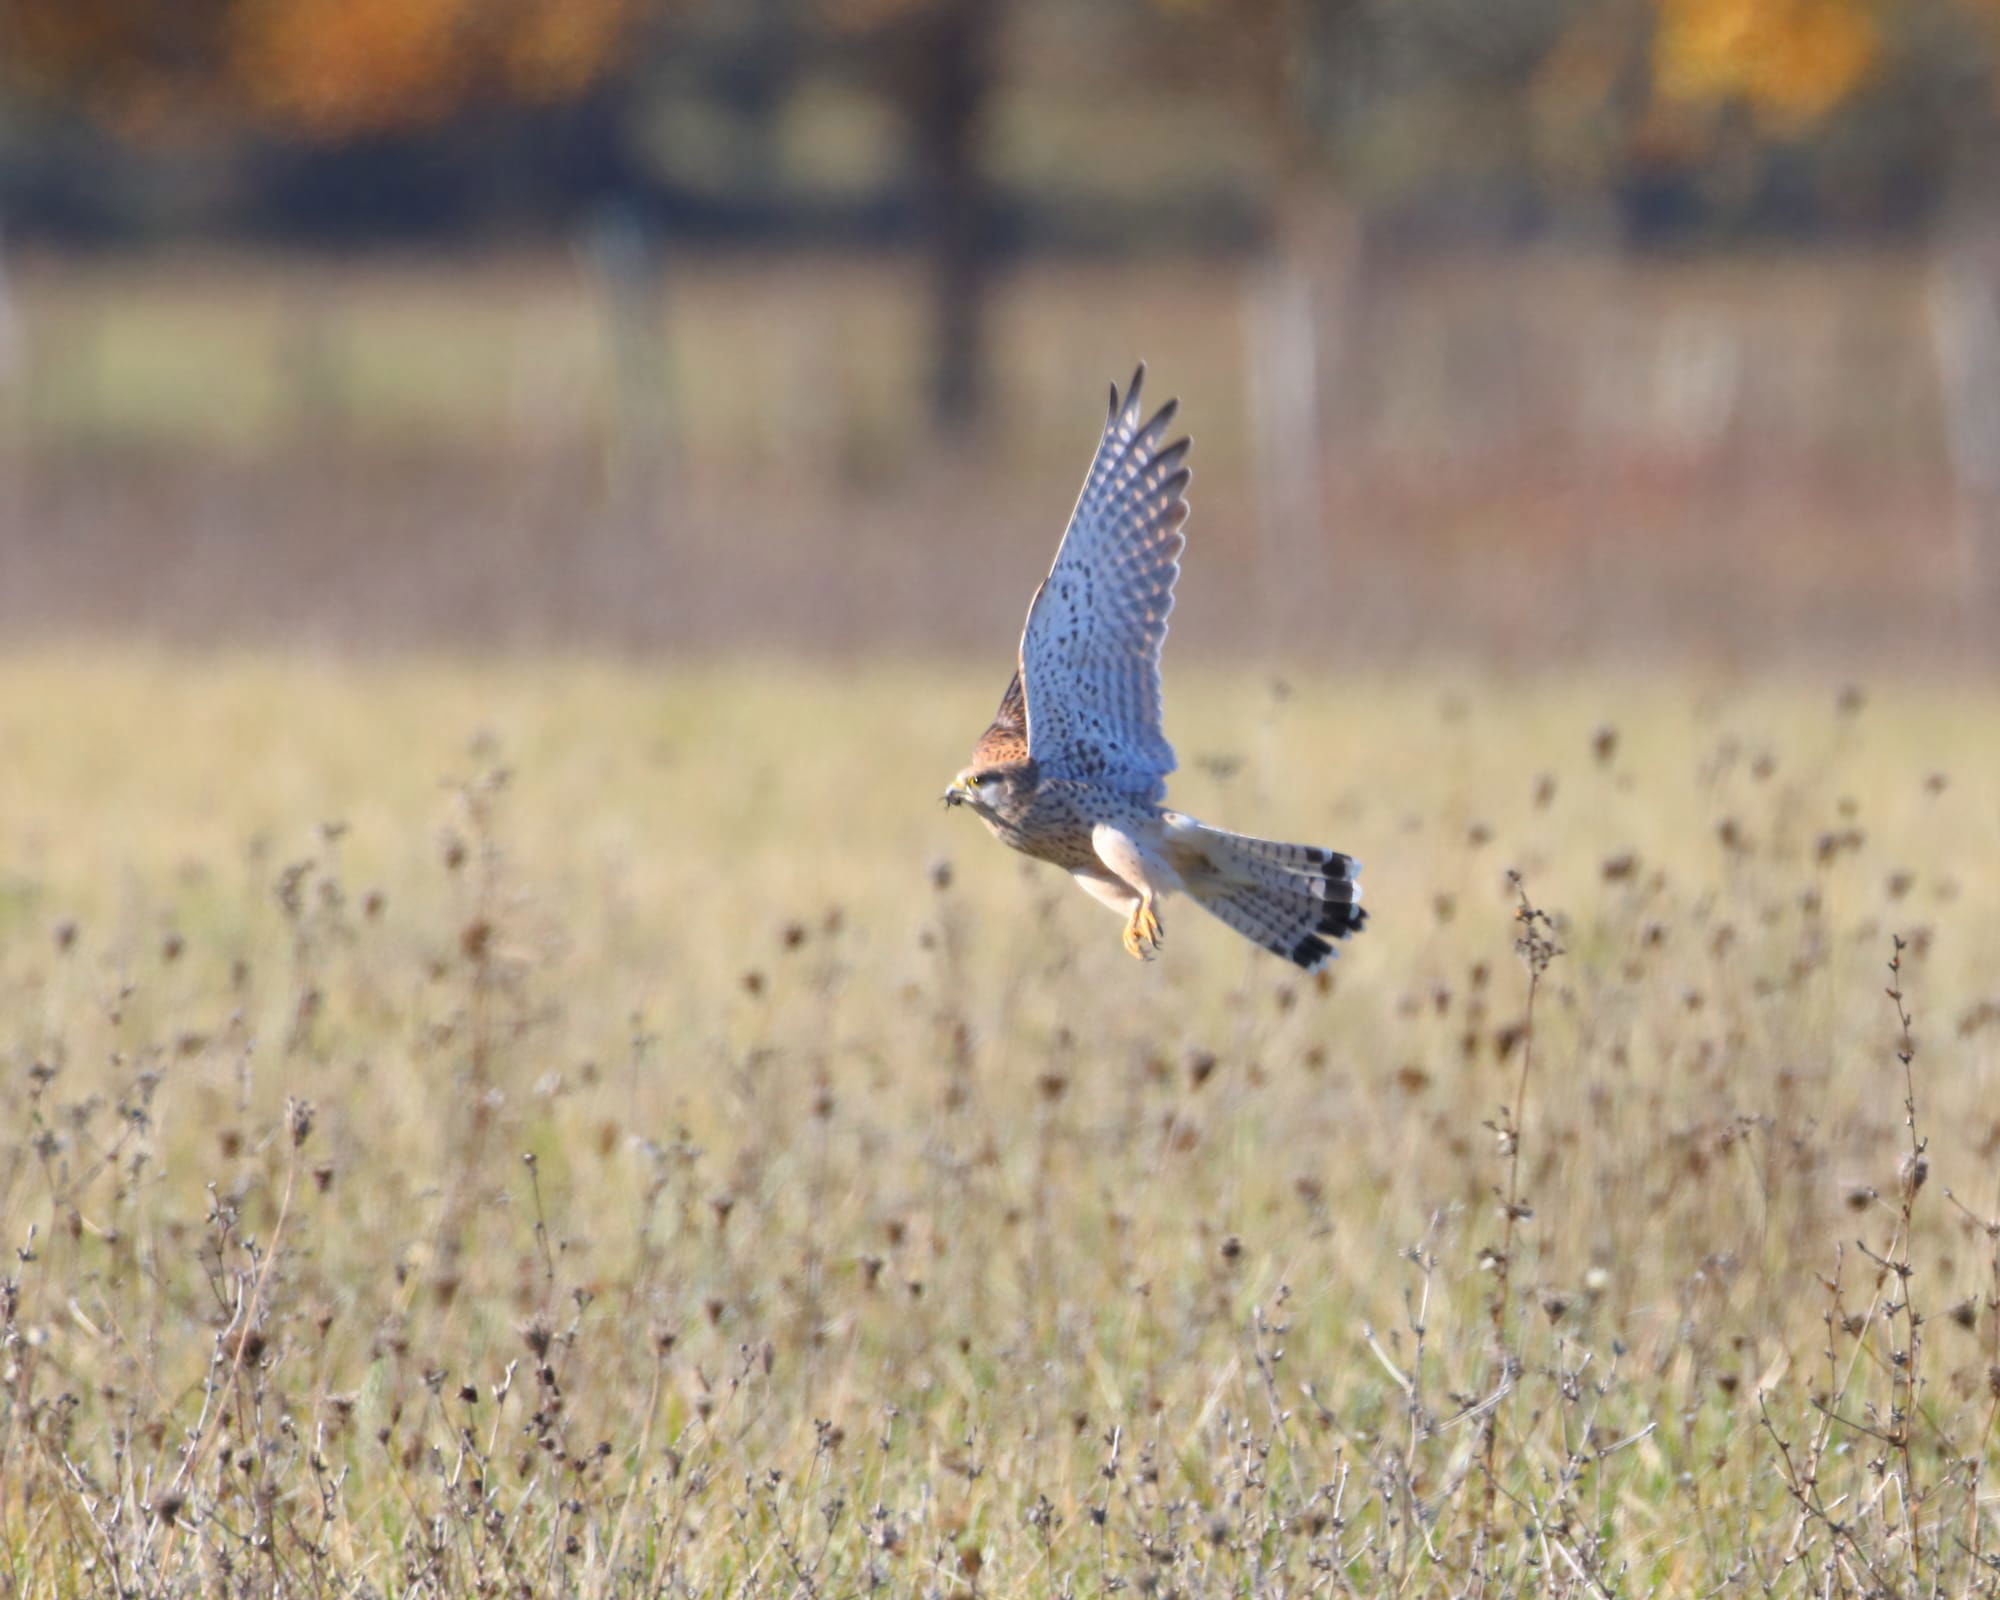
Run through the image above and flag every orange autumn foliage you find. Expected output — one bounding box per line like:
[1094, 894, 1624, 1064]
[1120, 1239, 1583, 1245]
[1, 0, 637, 140]
[230, 0, 472, 136]
[1652, 0, 1880, 125]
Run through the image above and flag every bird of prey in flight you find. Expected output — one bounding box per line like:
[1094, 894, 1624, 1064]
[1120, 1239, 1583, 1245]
[944, 366, 1366, 970]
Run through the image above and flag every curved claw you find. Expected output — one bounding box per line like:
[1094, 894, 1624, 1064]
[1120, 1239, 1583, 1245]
[1122, 901, 1164, 961]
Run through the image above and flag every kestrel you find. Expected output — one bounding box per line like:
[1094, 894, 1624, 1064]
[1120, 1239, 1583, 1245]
[944, 366, 1367, 970]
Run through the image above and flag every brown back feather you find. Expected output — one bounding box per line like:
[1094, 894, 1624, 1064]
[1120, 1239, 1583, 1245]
[971, 670, 1029, 768]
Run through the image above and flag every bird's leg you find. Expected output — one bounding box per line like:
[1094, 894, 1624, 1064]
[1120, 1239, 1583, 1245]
[1122, 893, 1164, 960]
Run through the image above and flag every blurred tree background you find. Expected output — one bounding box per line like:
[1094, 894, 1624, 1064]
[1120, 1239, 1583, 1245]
[10, 0, 2000, 245]
[4, 0, 2000, 658]
[10, 0, 2000, 413]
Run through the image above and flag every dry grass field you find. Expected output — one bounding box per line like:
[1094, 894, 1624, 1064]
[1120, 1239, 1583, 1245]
[5, 651, 2000, 1596]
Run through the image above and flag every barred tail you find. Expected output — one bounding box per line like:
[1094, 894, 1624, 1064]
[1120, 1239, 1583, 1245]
[1163, 816, 1366, 972]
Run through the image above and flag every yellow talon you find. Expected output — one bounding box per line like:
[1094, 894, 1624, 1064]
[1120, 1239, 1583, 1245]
[1123, 901, 1164, 960]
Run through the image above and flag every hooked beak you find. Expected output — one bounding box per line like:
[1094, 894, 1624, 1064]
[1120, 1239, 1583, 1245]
[942, 776, 972, 809]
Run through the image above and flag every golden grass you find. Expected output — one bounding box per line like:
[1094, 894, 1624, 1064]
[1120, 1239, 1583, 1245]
[4, 651, 1999, 1596]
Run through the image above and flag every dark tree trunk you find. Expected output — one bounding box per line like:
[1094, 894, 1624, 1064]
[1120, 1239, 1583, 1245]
[911, 0, 997, 437]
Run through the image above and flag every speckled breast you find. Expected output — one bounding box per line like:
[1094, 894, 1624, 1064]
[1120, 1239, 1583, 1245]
[983, 782, 1127, 872]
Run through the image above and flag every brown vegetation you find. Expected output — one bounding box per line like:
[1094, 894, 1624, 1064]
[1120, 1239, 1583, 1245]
[2, 659, 1999, 1593]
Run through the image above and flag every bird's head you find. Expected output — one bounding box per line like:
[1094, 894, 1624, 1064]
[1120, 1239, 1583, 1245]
[942, 760, 1036, 819]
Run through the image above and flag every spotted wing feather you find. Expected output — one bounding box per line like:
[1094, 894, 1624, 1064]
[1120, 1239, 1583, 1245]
[1017, 365, 1189, 802]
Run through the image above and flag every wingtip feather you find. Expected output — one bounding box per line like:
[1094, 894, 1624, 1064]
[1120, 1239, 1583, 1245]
[1112, 363, 1147, 424]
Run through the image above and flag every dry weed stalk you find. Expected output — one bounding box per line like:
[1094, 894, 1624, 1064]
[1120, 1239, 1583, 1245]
[1473, 872, 1563, 1568]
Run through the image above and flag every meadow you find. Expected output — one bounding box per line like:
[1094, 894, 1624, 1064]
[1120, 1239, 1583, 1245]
[4, 650, 1999, 1596]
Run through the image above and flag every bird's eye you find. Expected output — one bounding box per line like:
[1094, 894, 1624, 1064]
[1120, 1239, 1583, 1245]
[969, 773, 988, 787]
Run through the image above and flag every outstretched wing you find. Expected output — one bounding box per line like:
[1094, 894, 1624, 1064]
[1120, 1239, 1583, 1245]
[1017, 365, 1190, 801]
